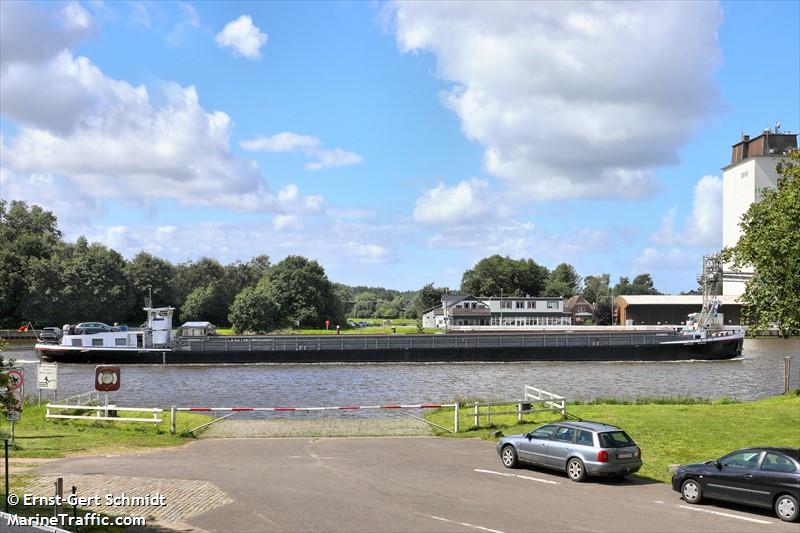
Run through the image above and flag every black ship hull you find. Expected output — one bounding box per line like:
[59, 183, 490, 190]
[36, 331, 744, 364]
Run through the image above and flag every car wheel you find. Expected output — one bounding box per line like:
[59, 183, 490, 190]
[501, 445, 518, 468]
[775, 494, 799, 522]
[566, 458, 586, 482]
[681, 479, 703, 504]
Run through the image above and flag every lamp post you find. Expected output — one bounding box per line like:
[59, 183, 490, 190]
[500, 287, 503, 327]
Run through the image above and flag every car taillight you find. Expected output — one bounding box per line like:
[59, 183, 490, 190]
[597, 450, 609, 463]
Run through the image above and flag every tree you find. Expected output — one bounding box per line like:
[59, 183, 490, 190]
[257, 255, 346, 328]
[614, 274, 661, 296]
[124, 251, 177, 319]
[20, 237, 134, 326]
[544, 263, 582, 297]
[172, 258, 226, 308]
[583, 274, 611, 306]
[352, 291, 379, 318]
[0, 200, 62, 327]
[723, 151, 800, 335]
[413, 283, 444, 318]
[228, 286, 281, 333]
[460, 255, 549, 297]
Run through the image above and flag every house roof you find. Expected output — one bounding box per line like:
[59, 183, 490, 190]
[564, 295, 593, 313]
[615, 295, 741, 305]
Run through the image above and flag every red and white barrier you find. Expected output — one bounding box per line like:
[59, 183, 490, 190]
[170, 402, 459, 434]
[176, 403, 451, 413]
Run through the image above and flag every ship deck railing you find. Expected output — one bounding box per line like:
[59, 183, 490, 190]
[176, 331, 687, 352]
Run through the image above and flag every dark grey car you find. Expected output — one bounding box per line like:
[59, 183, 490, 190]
[496, 421, 642, 481]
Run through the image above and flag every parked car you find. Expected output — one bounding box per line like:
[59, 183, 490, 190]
[38, 327, 62, 342]
[74, 322, 114, 335]
[496, 421, 642, 481]
[672, 447, 800, 522]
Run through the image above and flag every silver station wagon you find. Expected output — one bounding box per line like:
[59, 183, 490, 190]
[496, 421, 642, 481]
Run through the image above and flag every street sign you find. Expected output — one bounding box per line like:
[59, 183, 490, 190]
[95, 365, 120, 392]
[3, 367, 24, 412]
[37, 363, 58, 390]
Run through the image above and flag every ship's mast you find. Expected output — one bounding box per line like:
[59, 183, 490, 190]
[696, 254, 722, 331]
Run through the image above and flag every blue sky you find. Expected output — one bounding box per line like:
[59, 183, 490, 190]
[1, 1, 798, 294]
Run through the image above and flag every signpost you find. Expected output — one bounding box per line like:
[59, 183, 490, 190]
[95, 366, 120, 418]
[37, 362, 58, 404]
[3, 368, 24, 446]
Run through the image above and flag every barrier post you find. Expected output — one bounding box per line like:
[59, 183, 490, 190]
[453, 402, 459, 433]
[517, 402, 522, 423]
[473, 403, 479, 429]
[170, 406, 176, 435]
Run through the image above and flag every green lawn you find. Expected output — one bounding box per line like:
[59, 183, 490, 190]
[426, 393, 800, 483]
[0, 403, 210, 458]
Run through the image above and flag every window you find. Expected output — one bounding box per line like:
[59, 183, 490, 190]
[553, 427, 575, 442]
[721, 451, 761, 470]
[515, 301, 525, 309]
[576, 430, 594, 446]
[72, 339, 82, 347]
[527, 301, 536, 309]
[92, 338, 103, 347]
[761, 453, 796, 473]
[501, 300, 512, 309]
[529, 425, 557, 440]
[598, 431, 635, 448]
[547, 301, 558, 309]
[115, 338, 127, 346]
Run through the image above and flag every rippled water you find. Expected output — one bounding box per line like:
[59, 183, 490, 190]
[6, 338, 799, 410]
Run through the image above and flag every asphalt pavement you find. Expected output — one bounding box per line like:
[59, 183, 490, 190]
[15, 437, 798, 533]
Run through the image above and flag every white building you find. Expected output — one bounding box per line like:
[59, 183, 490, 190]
[722, 127, 796, 296]
[422, 294, 571, 330]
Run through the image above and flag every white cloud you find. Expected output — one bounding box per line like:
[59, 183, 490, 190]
[650, 207, 677, 246]
[634, 247, 696, 273]
[389, 1, 722, 200]
[215, 15, 268, 60]
[342, 241, 389, 264]
[272, 214, 300, 232]
[682, 174, 722, 247]
[241, 132, 320, 152]
[649, 175, 722, 247]
[241, 132, 364, 171]
[413, 178, 490, 224]
[0, 5, 323, 215]
[304, 148, 364, 171]
[424, 218, 611, 266]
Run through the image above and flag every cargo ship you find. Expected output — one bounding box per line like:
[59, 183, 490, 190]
[35, 302, 744, 364]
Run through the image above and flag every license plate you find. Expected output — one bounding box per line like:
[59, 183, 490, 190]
[617, 453, 632, 459]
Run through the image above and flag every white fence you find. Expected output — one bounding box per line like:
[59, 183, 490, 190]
[46, 390, 163, 423]
[524, 385, 567, 416]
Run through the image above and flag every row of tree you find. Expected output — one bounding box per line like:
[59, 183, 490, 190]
[0, 199, 666, 332]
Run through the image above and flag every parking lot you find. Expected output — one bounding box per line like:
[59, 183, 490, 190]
[27, 437, 797, 532]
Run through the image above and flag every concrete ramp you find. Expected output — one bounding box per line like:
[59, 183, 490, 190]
[198, 417, 433, 438]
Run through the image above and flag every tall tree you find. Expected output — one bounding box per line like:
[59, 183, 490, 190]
[228, 286, 281, 333]
[723, 151, 800, 336]
[583, 274, 611, 306]
[124, 251, 177, 318]
[257, 255, 346, 328]
[544, 263, 582, 297]
[172, 257, 226, 307]
[20, 237, 134, 325]
[0, 200, 62, 327]
[460, 255, 549, 297]
[413, 283, 444, 318]
[614, 274, 661, 296]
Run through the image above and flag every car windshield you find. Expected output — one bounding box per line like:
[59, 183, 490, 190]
[598, 431, 635, 448]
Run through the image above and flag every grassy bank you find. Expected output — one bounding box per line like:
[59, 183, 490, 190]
[0, 403, 210, 458]
[426, 393, 800, 483]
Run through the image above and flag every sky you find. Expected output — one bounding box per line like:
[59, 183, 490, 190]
[1, 1, 798, 294]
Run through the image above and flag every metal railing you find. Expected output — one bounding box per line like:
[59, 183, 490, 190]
[525, 385, 567, 416]
[178, 331, 681, 353]
[46, 390, 162, 423]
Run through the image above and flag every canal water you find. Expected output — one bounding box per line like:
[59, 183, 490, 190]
[5, 338, 799, 410]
